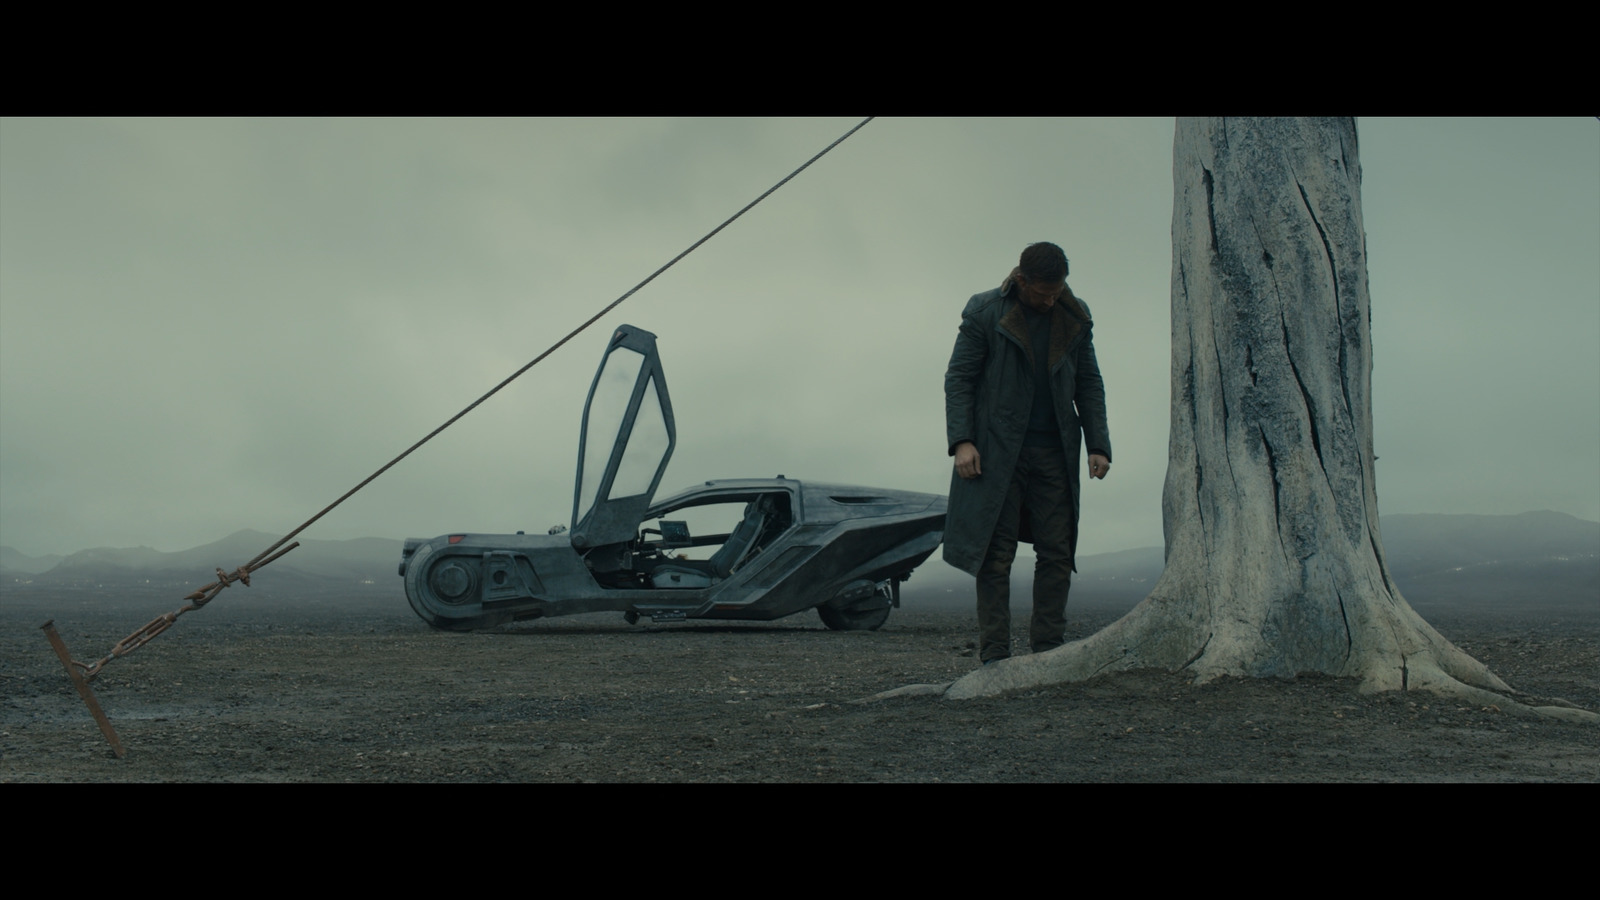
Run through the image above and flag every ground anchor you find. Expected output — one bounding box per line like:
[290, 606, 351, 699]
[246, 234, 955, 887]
[39, 542, 300, 757]
[40, 620, 124, 758]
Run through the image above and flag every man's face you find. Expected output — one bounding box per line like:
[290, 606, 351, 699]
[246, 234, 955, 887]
[1017, 276, 1065, 313]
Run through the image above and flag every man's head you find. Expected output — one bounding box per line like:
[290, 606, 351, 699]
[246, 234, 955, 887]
[1015, 242, 1068, 312]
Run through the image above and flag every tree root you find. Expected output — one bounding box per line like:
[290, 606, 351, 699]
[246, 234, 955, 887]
[939, 609, 1163, 700]
[854, 682, 950, 702]
[1389, 657, 1600, 724]
[856, 598, 1599, 724]
[857, 599, 1170, 704]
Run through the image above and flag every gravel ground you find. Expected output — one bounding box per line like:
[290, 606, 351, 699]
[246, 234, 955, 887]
[3, 587, 1596, 782]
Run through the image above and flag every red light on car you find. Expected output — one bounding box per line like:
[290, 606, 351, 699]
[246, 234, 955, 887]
[448, 535, 465, 544]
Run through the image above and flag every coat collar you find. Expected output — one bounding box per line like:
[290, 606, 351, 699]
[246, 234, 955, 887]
[997, 280, 1091, 372]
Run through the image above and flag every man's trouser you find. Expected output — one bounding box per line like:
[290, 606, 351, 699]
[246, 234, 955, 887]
[976, 445, 1075, 663]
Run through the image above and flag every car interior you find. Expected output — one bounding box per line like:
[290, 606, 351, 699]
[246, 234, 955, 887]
[636, 493, 794, 589]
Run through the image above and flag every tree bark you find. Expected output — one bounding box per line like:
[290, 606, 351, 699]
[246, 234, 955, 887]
[907, 118, 1591, 721]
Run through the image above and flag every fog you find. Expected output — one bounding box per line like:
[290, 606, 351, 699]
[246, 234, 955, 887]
[2, 117, 1595, 557]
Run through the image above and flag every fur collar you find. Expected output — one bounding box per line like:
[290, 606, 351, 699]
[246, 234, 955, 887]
[997, 279, 1091, 372]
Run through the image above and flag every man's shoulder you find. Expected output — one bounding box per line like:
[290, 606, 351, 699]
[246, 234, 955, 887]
[962, 288, 1006, 319]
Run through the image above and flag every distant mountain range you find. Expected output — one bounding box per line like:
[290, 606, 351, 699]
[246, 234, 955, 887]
[0, 545, 62, 574]
[1, 529, 400, 589]
[4, 512, 1596, 615]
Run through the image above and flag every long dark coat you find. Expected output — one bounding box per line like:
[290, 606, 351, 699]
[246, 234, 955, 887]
[942, 283, 1111, 576]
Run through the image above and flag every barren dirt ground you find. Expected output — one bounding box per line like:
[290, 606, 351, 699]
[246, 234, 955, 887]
[4, 588, 1596, 782]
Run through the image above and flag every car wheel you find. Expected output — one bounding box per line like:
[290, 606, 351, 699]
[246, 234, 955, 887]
[405, 543, 513, 631]
[817, 600, 891, 631]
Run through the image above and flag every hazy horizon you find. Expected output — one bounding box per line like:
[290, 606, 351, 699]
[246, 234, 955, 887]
[3, 506, 1598, 560]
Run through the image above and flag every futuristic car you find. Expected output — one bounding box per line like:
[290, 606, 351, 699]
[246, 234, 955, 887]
[399, 324, 946, 632]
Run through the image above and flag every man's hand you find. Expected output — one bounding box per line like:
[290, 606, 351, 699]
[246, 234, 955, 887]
[954, 442, 982, 479]
[1089, 454, 1110, 480]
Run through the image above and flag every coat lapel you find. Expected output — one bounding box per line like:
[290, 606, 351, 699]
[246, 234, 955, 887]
[999, 282, 1092, 372]
[997, 300, 1032, 368]
[1049, 288, 1091, 373]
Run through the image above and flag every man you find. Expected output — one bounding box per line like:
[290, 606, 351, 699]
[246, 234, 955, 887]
[943, 242, 1111, 664]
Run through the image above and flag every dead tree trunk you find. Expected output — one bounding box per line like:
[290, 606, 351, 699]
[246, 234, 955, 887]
[908, 118, 1591, 721]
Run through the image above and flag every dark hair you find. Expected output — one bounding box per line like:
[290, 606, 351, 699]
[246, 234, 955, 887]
[1019, 242, 1068, 282]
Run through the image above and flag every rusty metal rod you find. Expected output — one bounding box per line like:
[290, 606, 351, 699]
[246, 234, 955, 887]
[42, 621, 125, 758]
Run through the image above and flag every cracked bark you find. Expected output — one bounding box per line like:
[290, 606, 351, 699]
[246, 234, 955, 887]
[926, 119, 1595, 721]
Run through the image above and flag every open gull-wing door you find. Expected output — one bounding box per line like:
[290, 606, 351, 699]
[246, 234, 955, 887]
[571, 325, 676, 553]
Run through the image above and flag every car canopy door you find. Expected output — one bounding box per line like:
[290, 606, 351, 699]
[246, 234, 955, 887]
[571, 325, 676, 552]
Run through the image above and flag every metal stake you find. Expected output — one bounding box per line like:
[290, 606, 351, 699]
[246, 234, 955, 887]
[41, 620, 125, 759]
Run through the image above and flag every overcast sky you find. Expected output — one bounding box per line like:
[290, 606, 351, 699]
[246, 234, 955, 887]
[2, 117, 1596, 559]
